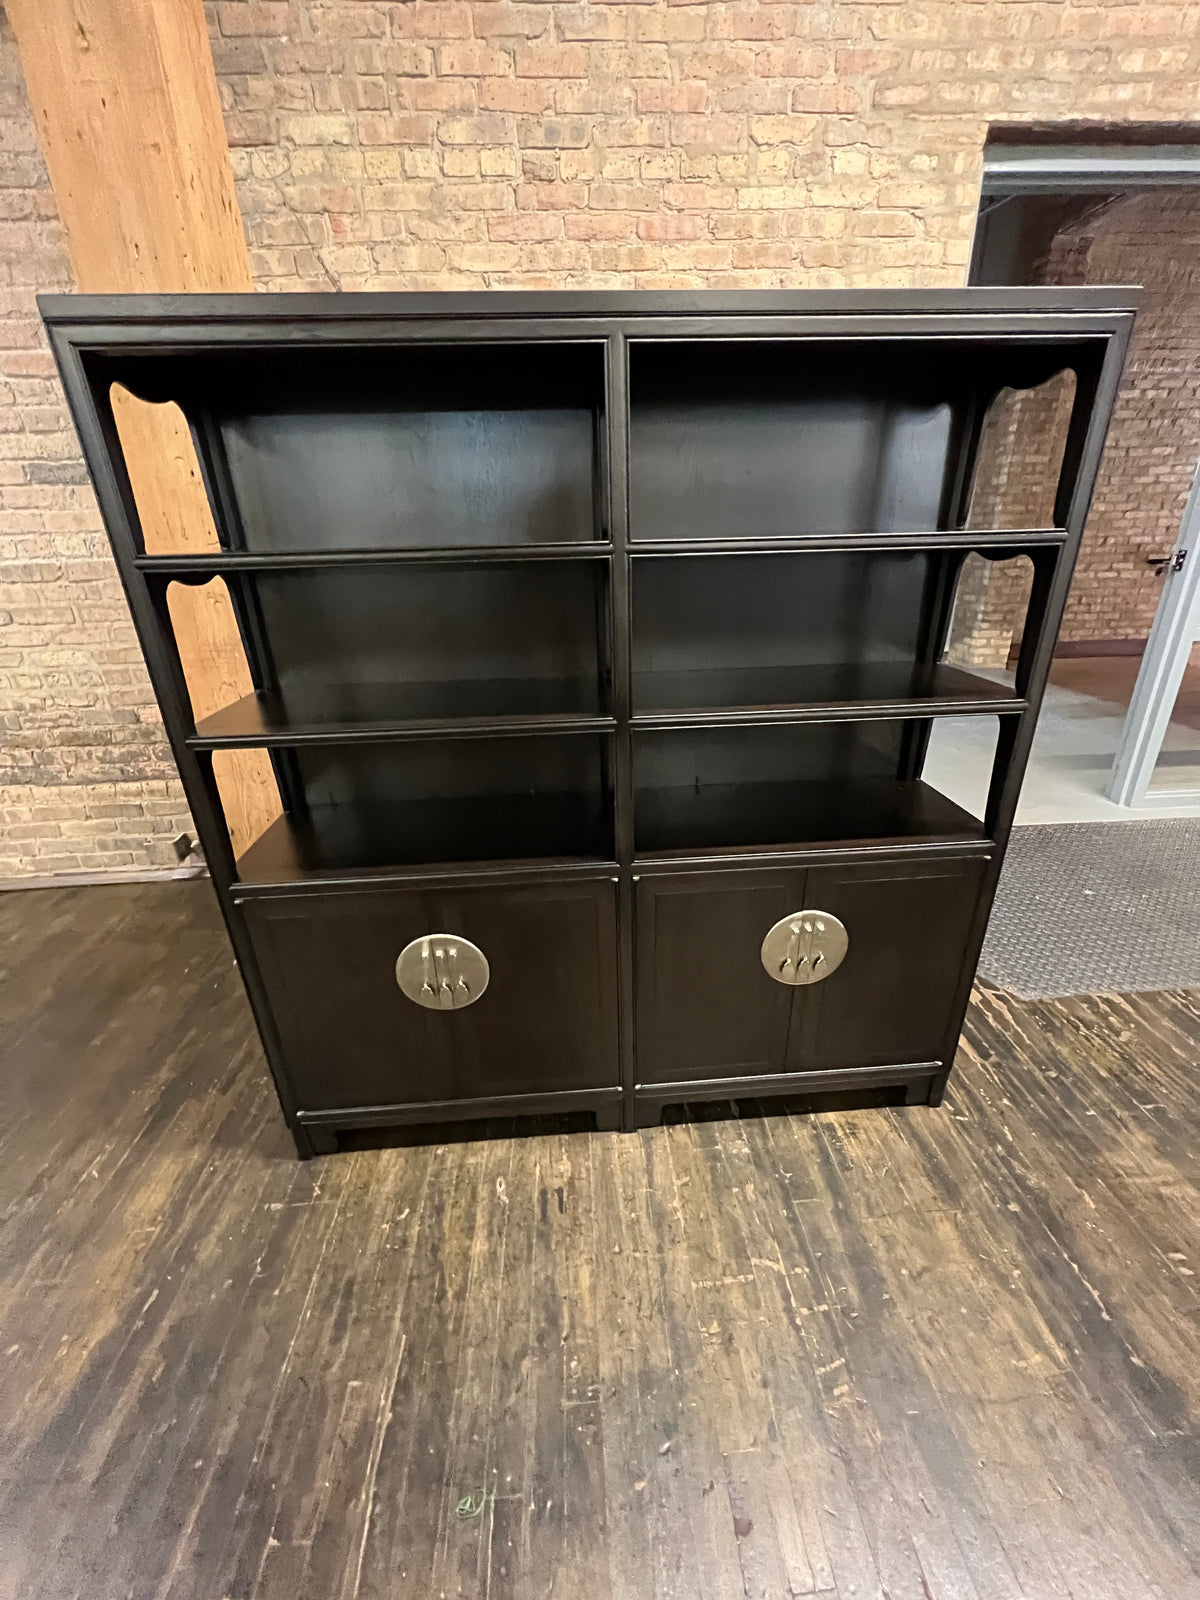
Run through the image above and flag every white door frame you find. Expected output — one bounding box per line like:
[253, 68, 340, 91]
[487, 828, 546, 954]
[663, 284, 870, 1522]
[1107, 454, 1200, 807]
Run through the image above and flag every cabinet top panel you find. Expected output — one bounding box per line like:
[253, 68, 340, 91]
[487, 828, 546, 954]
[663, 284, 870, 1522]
[40, 285, 1139, 340]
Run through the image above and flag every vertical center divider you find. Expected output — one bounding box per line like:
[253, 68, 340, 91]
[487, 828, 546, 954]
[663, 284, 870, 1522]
[606, 330, 637, 1128]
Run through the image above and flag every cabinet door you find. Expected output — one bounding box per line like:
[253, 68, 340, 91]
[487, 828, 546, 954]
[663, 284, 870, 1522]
[436, 880, 620, 1101]
[243, 878, 619, 1112]
[789, 857, 985, 1072]
[634, 869, 806, 1086]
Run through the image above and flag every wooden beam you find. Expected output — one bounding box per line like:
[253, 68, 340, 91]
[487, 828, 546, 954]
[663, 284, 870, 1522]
[9, 0, 280, 855]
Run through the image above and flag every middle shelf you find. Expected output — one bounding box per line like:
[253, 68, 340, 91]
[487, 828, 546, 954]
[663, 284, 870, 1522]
[631, 661, 1022, 725]
[191, 679, 615, 746]
[168, 540, 1033, 885]
[193, 660, 1016, 748]
[171, 543, 1036, 743]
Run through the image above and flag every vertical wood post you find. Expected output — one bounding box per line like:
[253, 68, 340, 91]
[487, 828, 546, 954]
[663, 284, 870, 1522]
[8, 0, 280, 853]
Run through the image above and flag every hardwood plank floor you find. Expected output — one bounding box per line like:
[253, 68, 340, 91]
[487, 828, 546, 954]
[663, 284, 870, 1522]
[1, 881, 1198, 1599]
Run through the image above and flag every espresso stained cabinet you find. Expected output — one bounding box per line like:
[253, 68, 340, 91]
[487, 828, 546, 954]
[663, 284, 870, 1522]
[634, 857, 986, 1096]
[42, 289, 1133, 1155]
[244, 880, 620, 1115]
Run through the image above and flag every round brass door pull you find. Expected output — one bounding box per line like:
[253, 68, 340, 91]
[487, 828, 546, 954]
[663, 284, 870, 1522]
[761, 911, 849, 986]
[396, 935, 489, 1010]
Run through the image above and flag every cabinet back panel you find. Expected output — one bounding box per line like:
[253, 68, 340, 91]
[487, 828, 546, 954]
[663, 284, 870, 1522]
[292, 732, 610, 808]
[635, 722, 904, 791]
[222, 408, 597, 550]
[632, 551, 929, 677]
[142, 339, 611, 551]
[255, 564, 607, 717]
[631, 397, 951, 540]
[630, 341, 962, 539]
[627, 338, 1086, 539]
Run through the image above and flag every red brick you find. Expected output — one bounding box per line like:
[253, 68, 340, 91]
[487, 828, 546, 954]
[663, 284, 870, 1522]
[391, 3, 473, 39]
[216, 2, 295, 36]
[356, 114, 435, 146]
[514, 45, 590, 79]
[409, 81, 478, 113]
[755, 45, 834, 77]
[487, 213, 563, 242]
[635, 82, 707, 114]
[436, 43, 512, 77]
[437, 114, 515, 146]
[637, 213, 707, 241]
[477, 79, 556, 115]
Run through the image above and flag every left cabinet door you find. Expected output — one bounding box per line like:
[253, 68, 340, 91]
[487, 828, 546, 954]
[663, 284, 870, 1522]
[241, 878, 620, 1113]
[634, 867, 807, 1087]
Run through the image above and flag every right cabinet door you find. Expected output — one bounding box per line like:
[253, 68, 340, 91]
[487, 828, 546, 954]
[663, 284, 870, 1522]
[789, 857, 987, 1072]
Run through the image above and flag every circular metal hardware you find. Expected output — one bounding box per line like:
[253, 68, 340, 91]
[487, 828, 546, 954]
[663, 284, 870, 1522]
[396, 934, 489, 1010]
[760, 910, 849, 987]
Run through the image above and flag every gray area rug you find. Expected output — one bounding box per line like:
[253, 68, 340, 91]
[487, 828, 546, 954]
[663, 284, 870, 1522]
[979, 819, 1200, 999]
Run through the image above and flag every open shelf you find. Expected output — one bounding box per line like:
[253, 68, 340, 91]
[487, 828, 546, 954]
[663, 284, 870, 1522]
[631, 547, 1033, 724]
[176, 559, 612, 740]
[132, 340, 609, 554]
[629, 531, 1064, 555]
[235, 790, 614, 885]
[631, 662, 1022, 725]
[628, 337, 1087, 541]
[634, 776, 983, 857]
[136, 544, 612, 573]
[632, 718, 997, 856]
[193, 681, 614, 746]
[223, 729, 615, 879]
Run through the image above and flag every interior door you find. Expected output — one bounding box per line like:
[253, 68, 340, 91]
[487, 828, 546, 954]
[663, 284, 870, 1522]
[1108, 454, 1200, 807]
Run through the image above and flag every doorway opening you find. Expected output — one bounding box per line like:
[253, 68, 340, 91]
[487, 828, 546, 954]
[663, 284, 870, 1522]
[944, 127, 1200, 818]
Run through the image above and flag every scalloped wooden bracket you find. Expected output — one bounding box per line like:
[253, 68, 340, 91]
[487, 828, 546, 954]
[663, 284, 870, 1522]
[9, 0, 280, 853]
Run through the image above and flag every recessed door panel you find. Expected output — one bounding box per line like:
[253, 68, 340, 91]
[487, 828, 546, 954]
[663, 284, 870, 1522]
[436, 880, 619, 1100]
[789, 858, 986, 1071]
[633, 857, 986, 1091]
[634, 869, 806, 1086]
[243, 878, 619, 1112]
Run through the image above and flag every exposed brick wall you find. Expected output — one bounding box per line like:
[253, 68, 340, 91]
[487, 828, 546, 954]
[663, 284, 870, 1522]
[955, 188, 1200, 666]
[5, 0, 1200, 875]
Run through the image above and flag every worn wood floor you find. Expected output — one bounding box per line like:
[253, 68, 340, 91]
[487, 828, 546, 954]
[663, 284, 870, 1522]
[2, 883, 1199, 1600]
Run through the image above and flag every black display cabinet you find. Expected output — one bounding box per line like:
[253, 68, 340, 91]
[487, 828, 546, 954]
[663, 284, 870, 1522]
[42, 289, 1134, 1156]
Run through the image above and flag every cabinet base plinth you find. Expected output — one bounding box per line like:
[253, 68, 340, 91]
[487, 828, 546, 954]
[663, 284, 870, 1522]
[295, 1123, 339, 1158]
[294, 1086, 624, 1152]
[632, 1062, 943, 1129]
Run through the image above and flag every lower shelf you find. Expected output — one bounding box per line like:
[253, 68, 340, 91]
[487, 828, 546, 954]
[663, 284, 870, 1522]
[236, 790, 613, 884]
[194, 676, 609, 743]
[634, 776, 982, 856]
